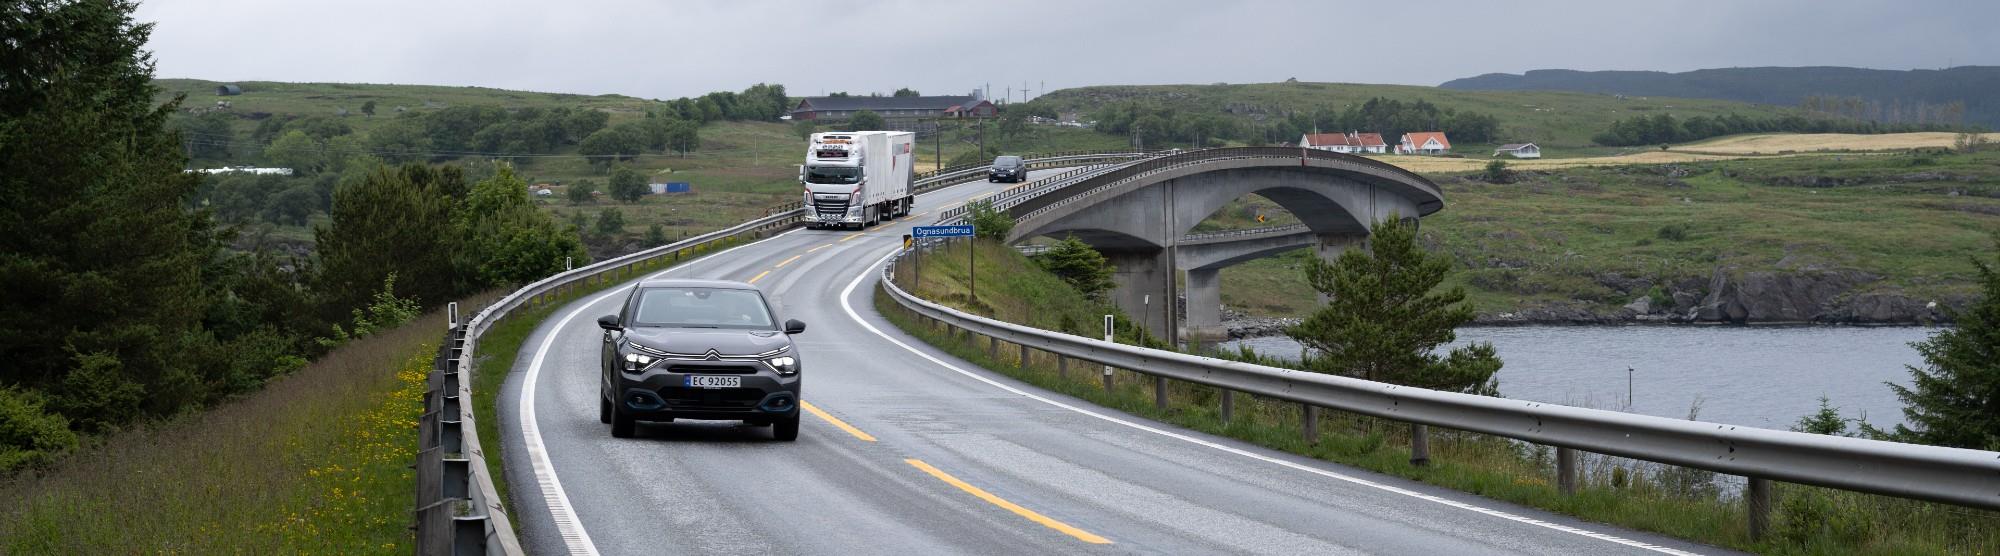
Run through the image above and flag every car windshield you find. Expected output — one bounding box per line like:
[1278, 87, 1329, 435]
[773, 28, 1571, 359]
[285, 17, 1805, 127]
[993, 156, 1021, 167]
[805, 165, 861, 184]
[631, 287, 775, 330]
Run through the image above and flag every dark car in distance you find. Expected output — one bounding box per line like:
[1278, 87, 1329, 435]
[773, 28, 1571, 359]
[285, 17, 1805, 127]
[987, 155, 1027, 183]
[597, 279, 807, 440]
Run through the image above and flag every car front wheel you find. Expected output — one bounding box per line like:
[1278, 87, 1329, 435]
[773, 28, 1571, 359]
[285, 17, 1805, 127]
[610, 403, 635, 438]
[600, 396, 611, 424]
[772, 413, 800, 441]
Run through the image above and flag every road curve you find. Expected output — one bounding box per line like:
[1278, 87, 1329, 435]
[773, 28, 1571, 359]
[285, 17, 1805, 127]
[495, 173, 1730, 555]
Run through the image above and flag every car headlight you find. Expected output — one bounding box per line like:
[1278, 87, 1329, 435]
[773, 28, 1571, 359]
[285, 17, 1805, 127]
[764, 356, 799, 376]
[623, 351, 654, 372]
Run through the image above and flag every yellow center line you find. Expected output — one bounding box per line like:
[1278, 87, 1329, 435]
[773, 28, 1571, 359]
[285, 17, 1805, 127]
[746, 270, 771, 284]
[807, 243, 834, 253]
[903, 459, 1113, 545]
[775, 254, 803, 268]
[839, 232, 864, 242]
[801, 401, 876, 442]
[911, 211, 929, 218]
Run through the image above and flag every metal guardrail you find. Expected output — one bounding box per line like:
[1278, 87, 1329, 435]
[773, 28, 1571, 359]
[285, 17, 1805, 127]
[877, 256, 2000, 538]
[414, 208, 809, 555]
[912, 151, 1155, 196]
[1181, 224, 1311, 243]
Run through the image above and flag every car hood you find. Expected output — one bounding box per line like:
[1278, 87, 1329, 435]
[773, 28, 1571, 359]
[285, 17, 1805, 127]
[624, 327, 789, 357]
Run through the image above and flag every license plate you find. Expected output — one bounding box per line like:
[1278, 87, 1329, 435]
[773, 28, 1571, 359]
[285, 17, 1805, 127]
[685, 375, 741, 389]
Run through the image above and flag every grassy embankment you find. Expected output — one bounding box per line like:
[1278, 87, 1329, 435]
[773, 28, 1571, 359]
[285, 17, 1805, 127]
[876, 239, 1999, 554]
[0, 304, 472, 553]
[1213, 148, 2000, 318]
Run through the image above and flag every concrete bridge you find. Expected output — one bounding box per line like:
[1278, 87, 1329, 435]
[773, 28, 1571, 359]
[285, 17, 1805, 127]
[989, 147, 1445, 339]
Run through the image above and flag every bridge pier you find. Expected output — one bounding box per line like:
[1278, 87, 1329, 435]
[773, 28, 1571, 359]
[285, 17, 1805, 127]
[1184, 267, 1224, 341]
[1104, 248, 1175, 339]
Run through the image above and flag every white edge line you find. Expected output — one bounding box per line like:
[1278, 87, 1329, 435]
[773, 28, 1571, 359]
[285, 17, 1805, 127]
[835, 248, 1704, 556]
[519, 228, 801, 556]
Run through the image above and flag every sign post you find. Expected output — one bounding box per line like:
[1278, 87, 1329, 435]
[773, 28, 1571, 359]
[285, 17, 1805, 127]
[912, 224, 976, 300]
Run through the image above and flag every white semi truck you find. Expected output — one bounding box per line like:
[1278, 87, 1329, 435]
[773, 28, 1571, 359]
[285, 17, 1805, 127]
[800, 131, 915, 229]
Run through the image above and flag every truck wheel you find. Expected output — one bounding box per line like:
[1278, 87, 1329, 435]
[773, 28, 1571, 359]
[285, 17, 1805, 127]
[773, 413, 800, 441]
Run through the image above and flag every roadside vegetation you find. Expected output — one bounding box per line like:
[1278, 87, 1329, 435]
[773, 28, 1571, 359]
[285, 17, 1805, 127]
[0, 302, 456, 553]
[878, 233, 2000, 554]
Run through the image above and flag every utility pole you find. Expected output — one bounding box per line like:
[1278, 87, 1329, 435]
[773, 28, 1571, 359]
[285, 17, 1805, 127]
[934, 118, 942, 171]
[1021, 81, 1030, 104]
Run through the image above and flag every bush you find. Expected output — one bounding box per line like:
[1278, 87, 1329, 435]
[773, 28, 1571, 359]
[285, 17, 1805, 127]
[1481, 159, 1511, 183]
[1656, 223, 1691, 242]
[0, 387, 79, 474]
[965, 199, 1012, 240]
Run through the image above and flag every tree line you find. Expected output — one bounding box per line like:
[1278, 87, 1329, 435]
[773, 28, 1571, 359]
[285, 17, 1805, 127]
[1081, 96, 1500, 148]
[1591, 111, 1965, 147]
[0, 2, 584, 473]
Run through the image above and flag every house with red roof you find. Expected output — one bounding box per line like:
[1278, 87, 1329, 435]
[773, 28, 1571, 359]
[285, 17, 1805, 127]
[1300, 131, 1389, 154]
[1397, 132, 1451, 155]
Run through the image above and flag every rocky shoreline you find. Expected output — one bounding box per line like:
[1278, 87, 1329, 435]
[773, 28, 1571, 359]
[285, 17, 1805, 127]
[1221, 267, 1959, 338]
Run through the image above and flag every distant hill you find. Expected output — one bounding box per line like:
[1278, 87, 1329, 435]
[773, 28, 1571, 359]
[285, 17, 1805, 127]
[1440, 66, 2000, 129]
[1033, 82, 1797, 148]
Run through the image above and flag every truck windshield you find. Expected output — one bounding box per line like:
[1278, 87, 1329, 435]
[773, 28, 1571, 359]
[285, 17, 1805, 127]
[805, 166, 861, 184]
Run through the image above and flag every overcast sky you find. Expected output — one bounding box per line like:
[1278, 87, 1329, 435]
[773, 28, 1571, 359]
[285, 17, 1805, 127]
[135, 0, 2000, 100]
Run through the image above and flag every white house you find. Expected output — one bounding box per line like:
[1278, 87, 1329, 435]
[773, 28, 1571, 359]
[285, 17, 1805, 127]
[1396, 132, 1452, 155]
[1493, 143, 1541, 158]
[1300, 131, 1389, 154]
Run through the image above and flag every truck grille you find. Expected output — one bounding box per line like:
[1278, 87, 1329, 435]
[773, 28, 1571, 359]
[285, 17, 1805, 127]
[813, 199, 850, 217]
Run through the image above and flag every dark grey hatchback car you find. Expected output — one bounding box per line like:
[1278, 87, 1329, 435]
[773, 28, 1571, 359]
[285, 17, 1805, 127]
[597, 279, 806, 440]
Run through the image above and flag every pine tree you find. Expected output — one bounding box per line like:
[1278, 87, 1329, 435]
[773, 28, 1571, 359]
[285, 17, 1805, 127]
[1286, 217, 1501, 394]
[1031, 236, 1118, 300]
[314, 164, 461, 316]
[0, 0, 221, 429]
[1889, 242, 2000, 450]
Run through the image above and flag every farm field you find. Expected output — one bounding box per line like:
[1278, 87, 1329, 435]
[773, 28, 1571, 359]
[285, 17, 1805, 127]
[1670, 132, 2000, 155]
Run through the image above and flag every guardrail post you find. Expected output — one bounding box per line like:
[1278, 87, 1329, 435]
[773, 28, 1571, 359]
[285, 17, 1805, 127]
[1409, 424, 1430, 467]
[988, 335, 998, 361]
[1056, 354, 1067, 379]
[1220, 390, 1234, 422]
[1155, 376, 1168, 410]
[1556, 446, 1578, 495]
[1303, 404, 1319, 444]
[1018, 344, 1030, 372]
[1747, 477, 1773, 541]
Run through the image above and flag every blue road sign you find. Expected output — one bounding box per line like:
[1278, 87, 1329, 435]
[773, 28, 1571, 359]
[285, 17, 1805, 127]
[912, 225, 974, 238]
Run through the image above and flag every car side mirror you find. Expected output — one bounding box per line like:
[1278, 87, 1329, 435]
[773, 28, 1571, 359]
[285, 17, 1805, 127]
[597, 314, 622, 330]
[784, 319, 807, 335]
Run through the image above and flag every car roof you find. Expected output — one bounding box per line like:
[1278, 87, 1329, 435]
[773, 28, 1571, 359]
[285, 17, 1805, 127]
[634, 278, 760, 290]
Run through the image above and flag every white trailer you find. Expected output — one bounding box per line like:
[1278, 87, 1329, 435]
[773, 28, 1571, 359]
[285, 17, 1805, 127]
[801, 131, 914, 229]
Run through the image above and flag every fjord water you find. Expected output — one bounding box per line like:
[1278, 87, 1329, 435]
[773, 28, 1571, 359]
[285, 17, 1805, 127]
[1221, 325, 1935, 430]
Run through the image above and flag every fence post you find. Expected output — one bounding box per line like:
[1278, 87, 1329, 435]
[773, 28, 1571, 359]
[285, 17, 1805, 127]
[1220, 390, 1234, 422]
[1409, 423, 1430, 467]
[1747, 477, 1773, 541]
[1303, 404, 1319, 445]
[1155, 376, 1168, 410]
[1557, 446, 1578, 495]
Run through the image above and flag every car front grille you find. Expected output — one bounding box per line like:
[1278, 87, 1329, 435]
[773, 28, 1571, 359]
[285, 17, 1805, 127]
[668, 364, 758, 375]
[658, 387, 764, 411]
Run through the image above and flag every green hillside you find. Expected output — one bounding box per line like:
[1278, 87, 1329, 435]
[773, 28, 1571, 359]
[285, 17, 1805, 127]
[1033, 81, 1803, 150]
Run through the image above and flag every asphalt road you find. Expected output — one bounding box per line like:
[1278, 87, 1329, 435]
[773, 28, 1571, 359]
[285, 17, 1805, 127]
[496, 172, 1730, 555]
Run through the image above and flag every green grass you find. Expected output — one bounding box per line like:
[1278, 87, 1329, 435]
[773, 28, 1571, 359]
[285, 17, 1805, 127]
[0, 308, 454, 553]
[1207, 149, 2000, 318]
[878, 247, 2000, 555]
[1034, 81, 1803, 149]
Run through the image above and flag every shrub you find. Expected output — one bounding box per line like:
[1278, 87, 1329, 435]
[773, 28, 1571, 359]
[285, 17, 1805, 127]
[0, 387, 79, 474]
[1656, 223, 1691, 242]
[965, 199, 1013, 240]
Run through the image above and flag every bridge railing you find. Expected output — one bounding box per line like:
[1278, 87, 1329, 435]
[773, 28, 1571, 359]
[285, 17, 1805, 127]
[911, 150, 1157, 196]
[1180, 224, 1312, 243]
[876, 254, 2000, 540]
